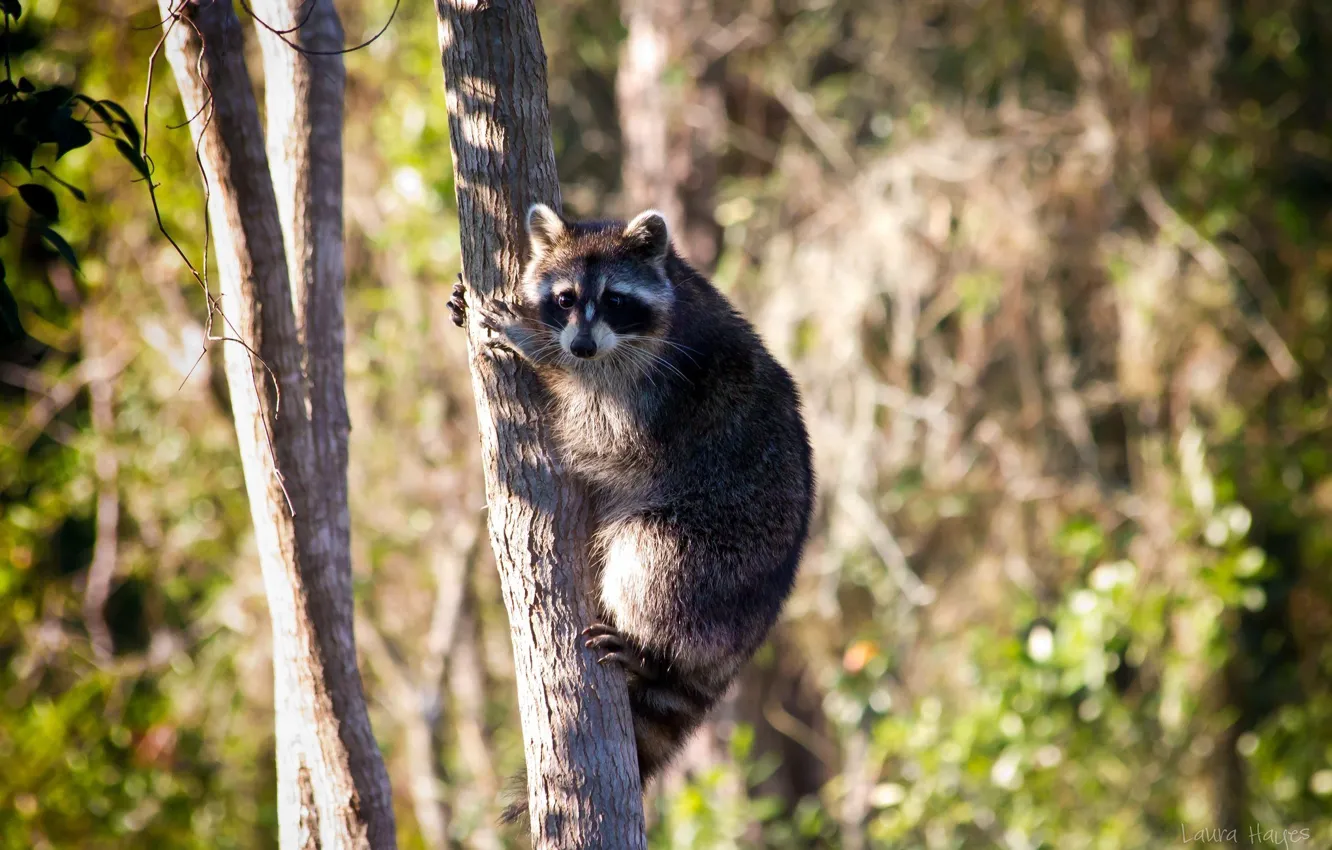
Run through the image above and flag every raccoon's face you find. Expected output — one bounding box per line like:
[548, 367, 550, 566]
[521, 205, 674, 365]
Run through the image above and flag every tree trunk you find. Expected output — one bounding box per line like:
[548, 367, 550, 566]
[157, 2, 396, 847]
[616, 0, 726, 270]
[433, 2, 647, 847]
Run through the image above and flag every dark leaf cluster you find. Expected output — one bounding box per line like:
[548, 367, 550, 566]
[1, 0, 143, 346]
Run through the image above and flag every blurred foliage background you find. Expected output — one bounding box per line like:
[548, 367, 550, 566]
[3, 0, 1332, 847]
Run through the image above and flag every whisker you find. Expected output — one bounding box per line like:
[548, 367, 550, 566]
[652, 338, 703, 360]
[531, 342, 565, 365]
[638, 348, 692, 385]
[616, 346, 660, 392]
[525, 332, 565, 365]
[615, 338, 699, 382]
[618, 334, 702, 365]
[616, 340, 692, 386]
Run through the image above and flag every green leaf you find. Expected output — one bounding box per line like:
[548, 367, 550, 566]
[32, 85, 74, 109]
[39, 226, 79, 270]
[54, 116, 93, 158]
[101, 100, 141, 150]
[0, 200, 8, 238]
[73, 94, 114, 126]
[17, 77, 34, 94]
[35, 166, 86, 202]
[114, 139, 151, 179]
[18, 183, 58, 220]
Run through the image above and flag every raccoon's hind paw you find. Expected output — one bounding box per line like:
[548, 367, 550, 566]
[581, 622, 620, 640]
[581, 623, 659, 680]
[448, 276, 468, 328]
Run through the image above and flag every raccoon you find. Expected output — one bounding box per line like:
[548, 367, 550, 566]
[449, 204, 814, 821]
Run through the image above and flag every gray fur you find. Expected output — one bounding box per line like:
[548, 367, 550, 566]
[450, 205, 814, 822]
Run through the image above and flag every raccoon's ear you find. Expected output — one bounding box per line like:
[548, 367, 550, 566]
[623, 210, 670, 263]
[526, 203, 566, 258]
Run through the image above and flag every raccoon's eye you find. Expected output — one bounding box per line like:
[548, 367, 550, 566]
[555, 291, 575, 310]
[605, 292, 624, 308]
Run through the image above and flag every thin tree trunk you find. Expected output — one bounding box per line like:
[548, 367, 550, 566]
[617, 0, 726, 270]
[357, 615, 450, 849]
[157, 2, 396, 847]
[433, 2, 646, 847]
[81, 304, 120, 661]
[251, 0, 350, 519]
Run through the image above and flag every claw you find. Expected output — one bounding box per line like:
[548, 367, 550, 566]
[449, 285, 522, 355]
[580, 624, 659, 680]
[478, 299, 518, 334]
[448, 275, 468, 328]
[596, 651, 653, 678]
[584, 633, 627, 653]
[448, 278, 516, 335]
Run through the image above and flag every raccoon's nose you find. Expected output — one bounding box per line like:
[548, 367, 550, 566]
[569, 337, 597, 359]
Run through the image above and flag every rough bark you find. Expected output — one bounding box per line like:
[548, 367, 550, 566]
[158, 2, 396, 847]
[616, 0, 726, 269]
[433, 2, 647, 847]
[251, 0, 350, 512]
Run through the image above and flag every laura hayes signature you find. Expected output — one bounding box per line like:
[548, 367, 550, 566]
[1180, 824, 1311, 847]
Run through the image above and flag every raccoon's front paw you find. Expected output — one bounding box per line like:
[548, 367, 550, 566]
[451, 278, 523, 353]
[581, 623, 659, 680]
[476, 298, 522, 339]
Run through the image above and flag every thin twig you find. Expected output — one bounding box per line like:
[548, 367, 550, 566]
[143, 1, 294, 514]
[1140, 186, 1299, 380]
[843, 492, 936, 607]
[238, 0, 400, 56]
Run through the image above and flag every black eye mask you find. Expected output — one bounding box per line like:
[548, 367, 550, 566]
[539, 293, 571, 332]
[599, 292, 657, 335]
